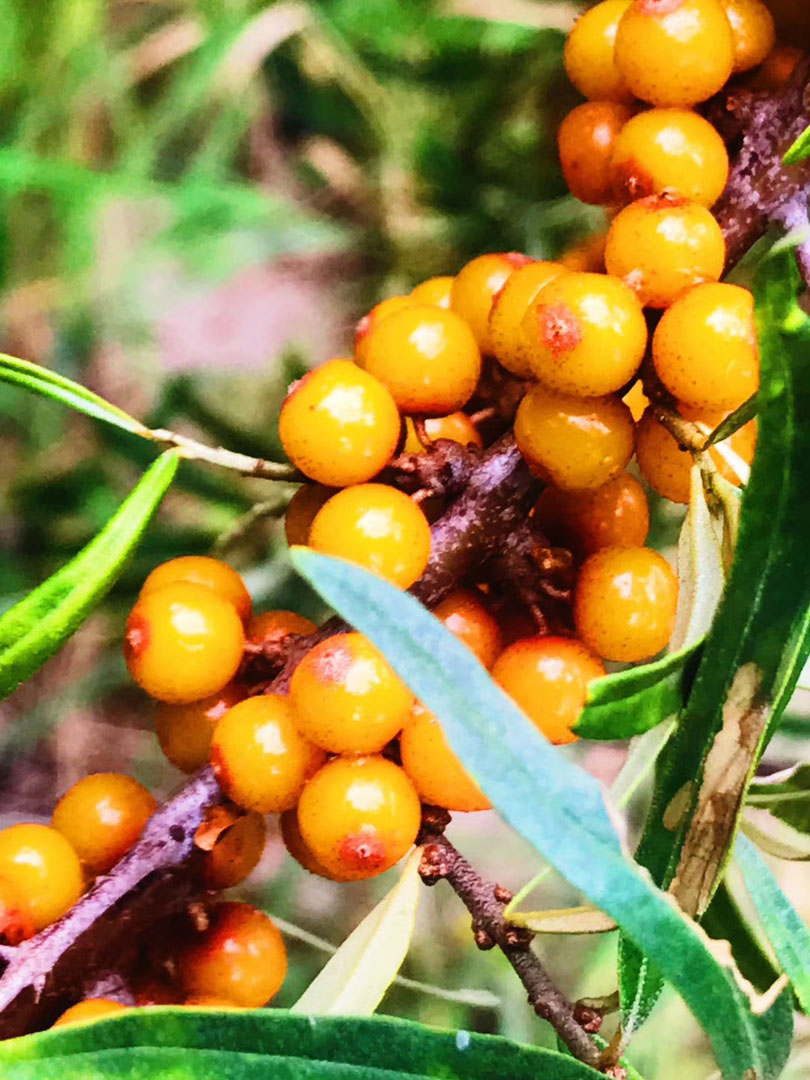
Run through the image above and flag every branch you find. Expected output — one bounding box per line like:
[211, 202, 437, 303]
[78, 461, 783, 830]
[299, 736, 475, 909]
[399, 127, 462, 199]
[417, 821, 605, 1072]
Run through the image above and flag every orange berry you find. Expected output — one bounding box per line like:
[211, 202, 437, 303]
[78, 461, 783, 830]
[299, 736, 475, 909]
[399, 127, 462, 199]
[522, 271, 647, 395]
[610, 108, 729, 207]
[559, 232, 608, 273]
[52, 773, 156, 876]
[280, 808, 352, 881]
[574, 545, 679, 661]
[410, 276, 454, 308]
[357, 304, 482, 415]
[284, 484, 337, 546]
[210, 695, 326, 814]
[623, 379, 649, 421]
[488, 261, 570, 378]
[354, 296, 418, 367]
[653, 283, 758, 411]
[515, 385, 635, 491]
[559, 101, 633, 206]
[297, 756, 421, 882]
[604, 194, 725, 308]
[124, 582, 245, 705]
[0, 877, 34, 945]
[247, 610, 317, 647]
[202, 812, 267, 890]
[722, 0, 775, 72]
[450, 252, 533, 353]
[141, 556, 251, 623]
[290, 632, 413, 754]
[0, 824, 83, 931]
[754, 45, 803, 90]
[432, 588, 502, 669]
[308, 483, 431, 589]
[492, 637, 605, 745]
[156, 682, 244, 774]
[403, 413, 483, 454]
[615, 0, 735, 108]
[177, 902, 287, 1008]
[183, 995, 244, 1009]
[635, 404, 756, 502]
[279, 359, 401, 488]
[564, 0, 635, 104]
[53, 999, 128, 1027]
[534, 470, 650, 556]
[400, 703, 491, 812]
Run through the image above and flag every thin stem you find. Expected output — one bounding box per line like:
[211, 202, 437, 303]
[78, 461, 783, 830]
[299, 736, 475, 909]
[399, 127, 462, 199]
[211, 491, 296, 554]
[148, 427, 301, 481]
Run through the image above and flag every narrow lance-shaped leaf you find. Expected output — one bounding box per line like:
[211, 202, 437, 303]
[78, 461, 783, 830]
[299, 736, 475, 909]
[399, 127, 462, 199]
[291, 546, 793, 1080]
[0, 353, 149, 437]
[619, 253, 810, 1038]
[735, 831, 810, 1015]
[0, 451, 180, 699]
[783, 121, 810, 165]
[292, 849, 422, 1016]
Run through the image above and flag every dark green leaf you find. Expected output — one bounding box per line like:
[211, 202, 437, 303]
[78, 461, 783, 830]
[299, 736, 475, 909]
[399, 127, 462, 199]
[782, 122, 810, 165]
[0, 1010, 602, 1079]
[749, 764, 810, 834]
[0, 451, 179, 699]
[703, 881, 781, 995]
[291, 547, 793, 1080]
[736, 832, 810, 1013]
[0, 353, 148, 436]
[704, 396, 758, 448]
[620, 253, 810, 1036]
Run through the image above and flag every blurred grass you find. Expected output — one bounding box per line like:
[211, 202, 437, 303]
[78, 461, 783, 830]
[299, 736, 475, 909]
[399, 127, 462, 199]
[4, 2, 808, 1076]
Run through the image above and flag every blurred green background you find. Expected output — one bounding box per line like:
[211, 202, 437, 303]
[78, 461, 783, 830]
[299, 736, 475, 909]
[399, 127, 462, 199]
[1, 1, 809, 1075]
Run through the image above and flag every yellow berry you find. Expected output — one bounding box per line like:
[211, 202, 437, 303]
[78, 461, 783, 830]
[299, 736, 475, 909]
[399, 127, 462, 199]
[400, 703, 491, 811]
[52, 773, 156, 876]
[0, 824, 83, 931]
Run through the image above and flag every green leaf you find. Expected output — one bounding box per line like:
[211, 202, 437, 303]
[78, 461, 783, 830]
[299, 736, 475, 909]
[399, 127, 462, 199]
[704, 396, 758, 448]
[576, 467, 725, 741]
[782, 122, 810, 165]
[291, 546, 793, 1080]
[619, 252, 810, 1038]
[510, 904, 617, 935]
[749, 764, 810, 834]
[291, 849, 422, 1015]
[736, 831, 810, 1013]
[0, 1010, 603, 1080]
[0, 451, 179, 698]
[0, 353, 148, 436]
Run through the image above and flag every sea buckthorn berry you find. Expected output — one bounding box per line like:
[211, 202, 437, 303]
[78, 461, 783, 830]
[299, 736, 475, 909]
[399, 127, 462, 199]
[156, 682, 244, 774]
[280, 808, 352, 881]
[202, 812, 267, 890]
[574, 546, 679, 661]
[615, 0, 735, 107]
[400, 704, 491, 812]
[184, 995, 243, 1009]
[0, 824, 83, 931]
[53, 999, 129, 1027]
[211, 695, 326, 814]
[450, 253, 533, 354]
[522, 272, 647, 395]
[284, 484, 336, 546]
[247, 610, 317, 647]
[515, 385, 635, 491]
[358, 304, 482, 415]
[679, 403, 757, 485]
[0, 877, 34, 945]
[492, 637, 606, 745]
[410, 276, 454, 308]
[177, 902, 287, 1008]
[354, 296, 417, 366]
[432, 589, 502, 669]
[604, 195, 725, 308]
[141, 556, 252, 623]
[488, 261, 570, 378]
[635, 405, 756, 502]
[403, 412, 483, 454]
[560, 232, 607, 274]
[290, 632, 413, 754]
[564, 0, 634, 104]
[754, 45, 803, 90]
[623, 379, 648, 421]
[558, 102, 633, 206]
[308, 483, 431, 589]
[279, 360, 401, 488]
[610, 108, 729, 207]
[124, 582, 245, 705]
[52, 773, 157, 876]
[534, 470, 650, 557]
[653, 283, 758, 411]
[722, 0, 775, 71]
[297, 756, 421, 882]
